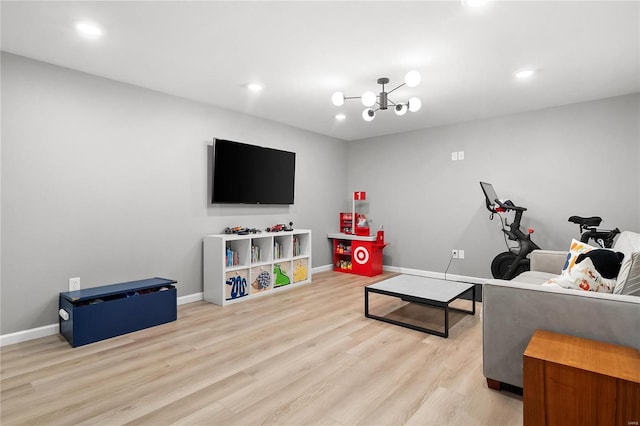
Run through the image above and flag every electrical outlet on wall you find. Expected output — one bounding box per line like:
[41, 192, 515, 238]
[451, 249, 459, 259]
[459, 250, 465, 259]
[69, 277, 81, 292]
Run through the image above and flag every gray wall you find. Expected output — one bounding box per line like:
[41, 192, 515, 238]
[2, 51, 639, 336]
[1, 53, 346, 334]
[347, 94, 640, 278]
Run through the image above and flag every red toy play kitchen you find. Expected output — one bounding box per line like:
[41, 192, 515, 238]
[328, 191, 388, 277]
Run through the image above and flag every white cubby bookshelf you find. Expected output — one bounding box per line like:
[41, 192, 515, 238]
[203, 229, 312, 306]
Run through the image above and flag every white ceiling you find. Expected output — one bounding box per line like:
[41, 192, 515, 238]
[2, 1, 639, 141]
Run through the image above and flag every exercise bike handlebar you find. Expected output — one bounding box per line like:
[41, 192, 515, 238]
[578, 226, 620, 248]
[494, 199, 527, 212]
[481, 182, 529, 213]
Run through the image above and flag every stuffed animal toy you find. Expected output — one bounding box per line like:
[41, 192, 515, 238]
[575, 249, 625, 279]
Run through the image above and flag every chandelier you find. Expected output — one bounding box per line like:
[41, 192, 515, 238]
[331, 71, 422, 121]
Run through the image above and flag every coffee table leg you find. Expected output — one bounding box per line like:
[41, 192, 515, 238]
[444, 305, 449, 338]
[450, 287, 476, 316]
[364, 287, 370, 317]
[472, 286, 476, 315]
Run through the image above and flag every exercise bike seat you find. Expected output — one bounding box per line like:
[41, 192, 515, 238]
[568, 216, 602, 227]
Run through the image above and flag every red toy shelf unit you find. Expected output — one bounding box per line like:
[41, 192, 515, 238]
[339, 212, 354, 234]
[329, 233, 387, 277]
[339, 211, 369, 236]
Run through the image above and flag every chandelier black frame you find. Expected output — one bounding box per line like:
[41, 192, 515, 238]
[332, 71, 422, 121]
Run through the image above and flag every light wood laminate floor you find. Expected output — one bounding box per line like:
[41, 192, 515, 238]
[1, 271, 522, 425]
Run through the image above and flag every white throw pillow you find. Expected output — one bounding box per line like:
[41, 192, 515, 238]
[561, 239, 597, 276]
[545, 257, 616, 293]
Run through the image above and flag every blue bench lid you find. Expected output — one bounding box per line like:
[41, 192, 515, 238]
[59, 277, 176, 303]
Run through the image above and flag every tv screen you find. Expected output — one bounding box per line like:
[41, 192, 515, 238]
[211, 139, 296, 205]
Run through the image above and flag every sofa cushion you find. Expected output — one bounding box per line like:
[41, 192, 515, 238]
[613, 231, 640, 296]
[513, 270, 557, 284]
[530, 250, 568, 274]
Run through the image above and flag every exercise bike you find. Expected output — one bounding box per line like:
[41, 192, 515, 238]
[480, 182, 540, 280]
[480, 182, 621, 280]
[568, 216, 620, 248]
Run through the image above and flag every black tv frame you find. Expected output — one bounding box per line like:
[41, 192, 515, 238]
[211, 139, 296, 205]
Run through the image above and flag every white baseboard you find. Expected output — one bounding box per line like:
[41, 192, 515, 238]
[178, 292, 203, 305]
[0, 324, 59, 347]
[0, 292, 206, 347]
[312, 264, 334, 273]
[0, 267, 485, 347]
[382, 265, 486, 285]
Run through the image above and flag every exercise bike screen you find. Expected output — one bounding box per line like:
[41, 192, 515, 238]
[480, 181, 500, 208]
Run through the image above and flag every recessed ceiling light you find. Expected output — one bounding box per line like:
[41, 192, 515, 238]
[247, 83, 264, 91]
[335, 113, 346, 121]
[76, 21, 103, 37]
[514, 68, 536, 79]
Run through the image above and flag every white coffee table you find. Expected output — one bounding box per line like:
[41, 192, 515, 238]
[365, 275, 476, 338]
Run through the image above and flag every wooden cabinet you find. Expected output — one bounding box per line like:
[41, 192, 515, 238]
[203, 230, 312, 306]
[523, 329, 640, 425]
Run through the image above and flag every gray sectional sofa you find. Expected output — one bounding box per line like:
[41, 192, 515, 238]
[482, 231, 640, 390]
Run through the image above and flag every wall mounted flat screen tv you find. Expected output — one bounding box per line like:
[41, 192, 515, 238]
[211, 139, 296, 205]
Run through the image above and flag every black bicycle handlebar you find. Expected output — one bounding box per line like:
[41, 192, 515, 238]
[579, 227, 620, 248]
[495, 199, 527, 212]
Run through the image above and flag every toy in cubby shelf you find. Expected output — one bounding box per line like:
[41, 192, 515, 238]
[266, 222, 294, 232]
[355, 215, 370, 236]
[293, 258, 309, 282]
[273, 240, 284, 259]
[339, 212, 353, 234]
[336, 242, 351, 254]
[226, 245, 240, 267]
[293, 236, 302, 257]
[336, 259, 353, 271]
[225, 270, 248, 300]
[224, 226, 261, 235]
[339, 212, 370, 235]
[250, 266, 272, 294]
[273, 263, 291, 287]
[251, 245, 262, 263]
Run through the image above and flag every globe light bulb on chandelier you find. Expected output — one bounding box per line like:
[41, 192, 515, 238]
[332, 71, 422, 121]
[331, 91, 345, 106]
[408, 97, 422, 112]
[361, 91, 377, 107]
[404, 70, 421, 88]
[394, 103, 408, 116]
[362, 108, 375, 121]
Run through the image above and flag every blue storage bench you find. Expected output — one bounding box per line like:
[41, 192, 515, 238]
[59, 277, 177, 347]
